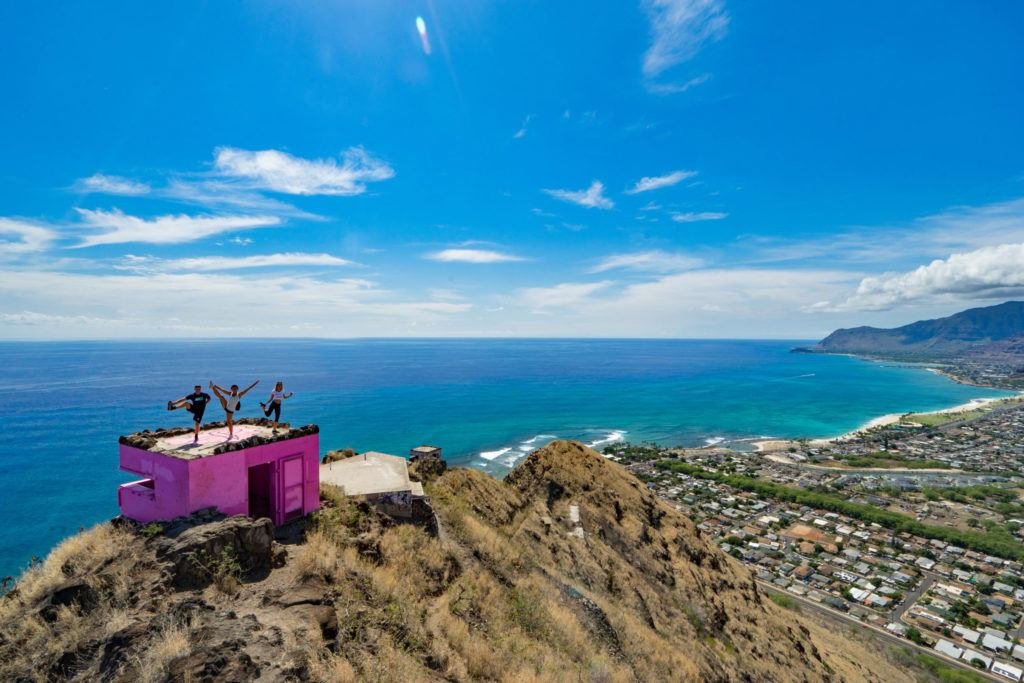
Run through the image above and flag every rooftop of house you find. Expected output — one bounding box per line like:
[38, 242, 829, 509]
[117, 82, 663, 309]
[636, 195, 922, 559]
[119, 418, 319, 460]
[320, 451, 424, 498]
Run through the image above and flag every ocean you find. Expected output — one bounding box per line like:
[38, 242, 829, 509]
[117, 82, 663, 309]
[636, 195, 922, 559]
[0, 338, 1012, 581]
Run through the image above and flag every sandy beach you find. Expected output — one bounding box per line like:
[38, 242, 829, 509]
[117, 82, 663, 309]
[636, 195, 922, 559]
[752, 394, 1021, 453]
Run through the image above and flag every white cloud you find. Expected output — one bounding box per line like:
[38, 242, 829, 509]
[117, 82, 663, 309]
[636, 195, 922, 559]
[744, 197, 1024, 267]
[518, 281, 614, 309]
[672, 211, 728, 222]
[0, 269, 471, 339]
[822, 243, 1024, 311]
[213, 146, 394, 196]
[0, 218, 56, 254]
[74, 209, 282, 247]
[0, 311, 125, 327]
[425, 249, 524, 264]
[642, 0, 729, 80]
[76, 173, 151, 196]
[121, 252, 355, 272]
[626, 169, 697, 194]
[542, 181, 614, 209]
[513, 115, 532, 139]
[161, 179, 315, 217]
[644, 73, 712, 94]
[590, 250, 703, 273]
[497, 268, 858, 337]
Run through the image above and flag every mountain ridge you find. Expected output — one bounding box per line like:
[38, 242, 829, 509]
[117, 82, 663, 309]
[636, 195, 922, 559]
[811, 301, 1024, 358]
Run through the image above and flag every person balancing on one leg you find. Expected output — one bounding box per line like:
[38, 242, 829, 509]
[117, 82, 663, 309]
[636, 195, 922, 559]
[167, 384, 212, 443]
[260, 381, 293, 433]
[209, 378, 259, 440]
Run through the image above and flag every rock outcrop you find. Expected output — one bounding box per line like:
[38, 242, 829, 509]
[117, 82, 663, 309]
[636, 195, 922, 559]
[156, 515, 276, 589]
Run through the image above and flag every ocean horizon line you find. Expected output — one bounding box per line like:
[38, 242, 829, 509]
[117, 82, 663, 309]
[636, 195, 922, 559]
[0, 335, 822, 344]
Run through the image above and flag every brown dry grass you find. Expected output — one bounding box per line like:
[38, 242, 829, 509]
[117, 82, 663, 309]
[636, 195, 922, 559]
[137, 619, 192, 683]
[0, 522, 140, 681]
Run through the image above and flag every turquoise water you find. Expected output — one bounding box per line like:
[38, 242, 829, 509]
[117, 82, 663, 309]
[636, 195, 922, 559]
[0, 338, 1012, 580]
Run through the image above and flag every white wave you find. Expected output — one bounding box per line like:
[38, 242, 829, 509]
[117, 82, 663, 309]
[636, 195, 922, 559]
[704, 436, 726, 446]
[479, 447, 511, 461]
[480, 434, 559, 466]
[586, 430, 626, 448]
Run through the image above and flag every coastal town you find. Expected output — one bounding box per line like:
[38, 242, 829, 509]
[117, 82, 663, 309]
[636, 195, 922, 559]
[611, 397, 1024, 680]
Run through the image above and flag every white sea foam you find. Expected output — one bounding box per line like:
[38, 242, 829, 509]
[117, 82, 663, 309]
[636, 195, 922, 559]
[480, 434, 559, 466]
[479, 447, 511, 461]
[586, 430, 626, 448]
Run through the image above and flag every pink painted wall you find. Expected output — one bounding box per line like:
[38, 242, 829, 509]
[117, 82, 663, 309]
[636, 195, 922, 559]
[187, 449, 248, 518]
[118, 445, 190, 523]
[118, 433, 320, 525]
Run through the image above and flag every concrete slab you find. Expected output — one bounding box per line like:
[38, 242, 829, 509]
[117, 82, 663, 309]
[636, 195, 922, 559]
[151, 424, 277, 459]
[320, 451, 413, 497]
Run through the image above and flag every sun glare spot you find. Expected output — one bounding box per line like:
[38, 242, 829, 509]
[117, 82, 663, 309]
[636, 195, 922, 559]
[415, 16, 431, 55]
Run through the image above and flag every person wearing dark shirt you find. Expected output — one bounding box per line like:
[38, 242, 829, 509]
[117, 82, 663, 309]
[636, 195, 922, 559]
[167, 384, 212, 443]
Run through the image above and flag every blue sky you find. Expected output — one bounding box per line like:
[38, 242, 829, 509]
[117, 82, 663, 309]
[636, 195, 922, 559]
[1, 1, 1023, 339]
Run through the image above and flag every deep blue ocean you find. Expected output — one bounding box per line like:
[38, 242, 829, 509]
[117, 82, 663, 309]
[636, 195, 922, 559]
[0, 339, 1013, 580]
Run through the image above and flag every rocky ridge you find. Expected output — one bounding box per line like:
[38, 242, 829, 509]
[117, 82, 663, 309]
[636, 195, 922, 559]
[0, 441, 920, 681]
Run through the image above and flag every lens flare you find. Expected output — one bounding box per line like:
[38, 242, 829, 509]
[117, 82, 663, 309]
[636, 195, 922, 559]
[415, 16, 431, 55]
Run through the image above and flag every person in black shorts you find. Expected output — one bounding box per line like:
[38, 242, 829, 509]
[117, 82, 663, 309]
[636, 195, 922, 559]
[167, 384, 212, 443]
[259, 381, 293, 432]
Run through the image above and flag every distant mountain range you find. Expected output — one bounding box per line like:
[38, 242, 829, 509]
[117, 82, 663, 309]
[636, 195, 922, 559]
[807, 301, 1024, 360]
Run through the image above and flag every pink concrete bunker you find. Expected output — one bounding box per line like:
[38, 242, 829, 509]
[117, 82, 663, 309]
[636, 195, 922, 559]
[118, 421, 321, 527]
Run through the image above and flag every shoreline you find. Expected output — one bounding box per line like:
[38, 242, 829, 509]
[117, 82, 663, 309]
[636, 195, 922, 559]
[752, 393, 1021, 454]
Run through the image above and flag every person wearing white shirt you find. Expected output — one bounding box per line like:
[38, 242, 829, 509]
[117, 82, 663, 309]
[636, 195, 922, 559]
[210, 379, 259, 440]
[260, 381, 294, 431]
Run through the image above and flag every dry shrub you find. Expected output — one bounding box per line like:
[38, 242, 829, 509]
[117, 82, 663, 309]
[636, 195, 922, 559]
[138, 619, 191, 683]
[546, 599, 595, 660]
[9, 522, 131, 605]
[0, 522, 142, 681]
[351, 635, 431, 681]
[303, 646, 357, 683]
[101, 609, 136, 638]
[293, 529, 339, 581]
[378, 525, 458, 597]
[457, 514, 524, 576]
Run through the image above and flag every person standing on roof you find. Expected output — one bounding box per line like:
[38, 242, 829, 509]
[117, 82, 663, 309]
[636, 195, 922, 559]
[209, 378, 259, 440]
[260, 381, 293, 433]
[167, 384, 212, 443]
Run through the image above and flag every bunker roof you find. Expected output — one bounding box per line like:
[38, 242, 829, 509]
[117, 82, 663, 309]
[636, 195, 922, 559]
[320, 451, 423, 497]
[118, 418, 319, 460]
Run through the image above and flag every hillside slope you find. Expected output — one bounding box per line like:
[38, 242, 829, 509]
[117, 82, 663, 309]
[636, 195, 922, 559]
[814, 300, 1024, 357]
[0, 441, 918, 681]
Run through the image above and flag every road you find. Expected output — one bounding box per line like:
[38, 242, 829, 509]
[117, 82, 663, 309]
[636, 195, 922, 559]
[758, 581, 1004, 682]
[890, 571, 937, 621]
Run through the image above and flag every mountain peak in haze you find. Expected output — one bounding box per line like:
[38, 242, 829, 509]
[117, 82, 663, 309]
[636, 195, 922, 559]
[813, 301, 1024, 357]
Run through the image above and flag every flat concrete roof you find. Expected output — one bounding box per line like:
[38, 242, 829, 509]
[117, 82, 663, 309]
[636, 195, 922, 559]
[119, 419, 318, 460]
[147, 424, 278, 459]
[319, 451, 415, 497]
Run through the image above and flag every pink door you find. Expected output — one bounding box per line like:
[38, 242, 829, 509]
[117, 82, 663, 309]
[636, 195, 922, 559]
[280, 456, 305, 523]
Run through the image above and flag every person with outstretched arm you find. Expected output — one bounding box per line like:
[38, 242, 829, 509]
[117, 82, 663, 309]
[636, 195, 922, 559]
[167, 384, 212, 443]
[260, 381, 293, 432]
[209, 379, 259, 440]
